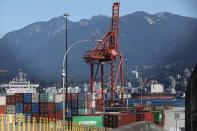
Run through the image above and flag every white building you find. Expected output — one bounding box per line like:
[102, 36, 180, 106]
[0, 71, 39, 94]
[150, 81, 164, 93]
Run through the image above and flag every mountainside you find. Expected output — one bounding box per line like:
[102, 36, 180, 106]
[0, 12, 197, 81]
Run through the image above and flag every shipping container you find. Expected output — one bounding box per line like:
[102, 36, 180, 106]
[48, 102, 55, 113]
[55, 94, 63, 103]
[0, 105, 6, 114]
[32, 93, 39, 103]
[48, 93, 55, 102]
[78, 108, 88, 115]
[56, 112, 63, 120]
[6, 105, 15, 114]
[15, 93, 23, 103]
[67, 93, 77, 101]
[48, 113, 56, 119]
[6, 95, 15, 105]
[40, 102, 48, 113]
[78, 93, 85, 101]
[23, 103, 32, 113]
[66, 115, 103, 127]
[15, 103, 23, 113]
[95, 98, 104, 112]
[153, 111, 163, 123]
[40, 93, 48, 102]
[104, 113, 136, 128]
[0, 96, 6, 105]
[55, 103, 63, 112]
[136, 112, 154, 123]
[23, 93, 32, 103]
[32, 103, 39, 113]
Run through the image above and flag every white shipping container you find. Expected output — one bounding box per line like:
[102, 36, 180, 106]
[6, 105, 15, 114]
[55, 94, 63, 103]
[0, 96, 6, 105]
[32, 93, 39, 103]
[91, 100, 95, 108]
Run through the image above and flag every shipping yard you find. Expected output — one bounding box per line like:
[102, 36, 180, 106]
[0, 1, 190, 131]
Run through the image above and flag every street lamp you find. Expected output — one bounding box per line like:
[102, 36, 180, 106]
[63, 12, 69, 124]
[61, 39, 101, 122]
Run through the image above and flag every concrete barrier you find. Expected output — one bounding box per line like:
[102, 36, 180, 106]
[112, 121, 167, 131]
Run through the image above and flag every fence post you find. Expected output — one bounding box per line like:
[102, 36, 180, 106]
[22, 115, 25, 131]
[6, 115, 10, 131]
[46, 118, 49, 131]
[12, 115, 16, 131]
[32, 117, 35, 131]
[0, 114, 4, 131]
[39, 117, 42, 131]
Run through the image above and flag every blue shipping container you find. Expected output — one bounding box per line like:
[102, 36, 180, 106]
[15, 103, 23, 113]
[23, 93, 32, 103]
[55, 103, 63, 112]
[32, 103, 39, 113]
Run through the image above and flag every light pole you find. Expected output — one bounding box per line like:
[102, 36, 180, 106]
[124, 59, 129, 109]
[63, 12, 69, 123]
[61, 39, 101, 122]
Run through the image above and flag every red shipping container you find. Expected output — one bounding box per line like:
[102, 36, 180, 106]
[6, 95, 15, 105]
[15, 93, 23, 103]
[0, 105, 6, 114]
[48, 103, 55, 113]
[104, 113, 136, 128]
[56, 112, 63, 120]
[40, 103, 47, 113]
[136, 112, 154, 123]
[95, 99, 104, 112]
[23, 103, 32, 113]
[66, 93, 77, 101]
[117, 113, 136, 127]
[48, 113, 56, 120]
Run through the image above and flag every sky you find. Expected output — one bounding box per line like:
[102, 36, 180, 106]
[0, 0, 197, 38]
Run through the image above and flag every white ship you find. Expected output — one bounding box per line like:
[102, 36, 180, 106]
[0, 70, 39, 94]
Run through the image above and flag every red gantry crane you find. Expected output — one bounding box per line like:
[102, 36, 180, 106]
[84, 2, 124, 106]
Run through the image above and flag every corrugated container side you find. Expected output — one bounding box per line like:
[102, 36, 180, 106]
[68, 116, 103, 127]
[15, 93, 23, 103]
[32, 93, 39, 103]
[6, 105, 15, 114]
[15, 103, 23, 113]
[40, 102, 48, 113]
[48, 103, 55, 113]
[136, 112, 154, 123]
[56, 112, 63, 120]
[32, 103, 39, 113]
[48, 93, 55, 102]
[55, 103, 63, 112]
[6, 95, 15, 105]
[23, 103, 32, 113]
[0, 96, 6, 105]
[23, 93, 32, 103]
[55, 94, 63, 103]
[0, 105, 6, 114]
[40, 93, 48, 102]
[48, 113, 56, 119]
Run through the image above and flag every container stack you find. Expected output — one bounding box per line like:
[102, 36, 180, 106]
[48, 93, 55, 119]
[32, 93, 39, 119]
[15, 93, 23, 118]
[67, 93, 78, 116]
[78, 93, 88, 115]
[0, 95, 6, 114]
[23, 93, 32, 117]
[39, 93, 48, 118]
[55, 93, 63, 120]
[6, 94, 15, 114]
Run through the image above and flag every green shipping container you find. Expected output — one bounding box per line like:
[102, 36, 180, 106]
[153, 111, 163, 123]
[66, 116, 103, 127]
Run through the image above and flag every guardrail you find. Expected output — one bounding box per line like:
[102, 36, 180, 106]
[0, 114, 111, 131]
